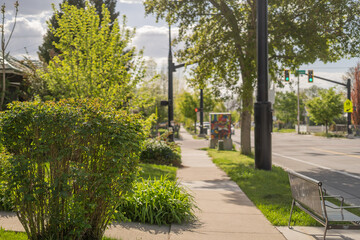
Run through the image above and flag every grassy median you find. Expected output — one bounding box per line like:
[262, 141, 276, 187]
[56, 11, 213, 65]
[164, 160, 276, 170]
[207, 149, 318, 226]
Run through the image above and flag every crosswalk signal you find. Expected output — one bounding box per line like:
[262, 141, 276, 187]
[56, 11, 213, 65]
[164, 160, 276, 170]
[284, 70, 290, 82]
[308, 70, 314, 83]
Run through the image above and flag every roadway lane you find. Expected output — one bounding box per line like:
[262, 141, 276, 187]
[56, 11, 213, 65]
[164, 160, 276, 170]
[232, 129, 360, 205]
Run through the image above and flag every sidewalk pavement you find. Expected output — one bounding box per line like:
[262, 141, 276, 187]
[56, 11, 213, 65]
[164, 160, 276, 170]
[1, 128, 359, 239]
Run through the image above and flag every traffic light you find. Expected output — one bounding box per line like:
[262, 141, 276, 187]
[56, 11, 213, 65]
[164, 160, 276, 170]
[195, 108, 198, 112]
[308, 70, 314, 83]
[284, 70, 290, 81]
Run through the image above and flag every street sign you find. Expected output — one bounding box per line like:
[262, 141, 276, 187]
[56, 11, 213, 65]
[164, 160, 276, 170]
[344, 99, 353, 113]
[296, 70, 306, 74]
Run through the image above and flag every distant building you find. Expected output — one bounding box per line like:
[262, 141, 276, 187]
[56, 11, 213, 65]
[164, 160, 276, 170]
[0, 53, 32, 105]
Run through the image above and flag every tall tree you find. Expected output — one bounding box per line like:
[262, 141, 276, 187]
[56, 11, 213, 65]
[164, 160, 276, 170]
[144, 0, 360, 155]
[344, 62, 360, 128]
[306, 88, 343, 134]
[38, 0, 119, 63]
[38, 2, 145, 110]
[274, 91, 305, 128]
[352, 65, 360, 127]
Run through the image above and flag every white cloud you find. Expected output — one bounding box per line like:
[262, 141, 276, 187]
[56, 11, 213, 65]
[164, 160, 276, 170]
[133, 25, 179, 59]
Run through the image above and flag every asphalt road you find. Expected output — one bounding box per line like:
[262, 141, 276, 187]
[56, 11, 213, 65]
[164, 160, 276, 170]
[232, 129, 360, 205]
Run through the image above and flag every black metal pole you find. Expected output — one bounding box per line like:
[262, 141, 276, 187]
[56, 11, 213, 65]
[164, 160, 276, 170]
[347, 79, 352, 136]
[200, 88, 204, 134]
[255, 0, 272, 170]
[168, 25, 174, 142]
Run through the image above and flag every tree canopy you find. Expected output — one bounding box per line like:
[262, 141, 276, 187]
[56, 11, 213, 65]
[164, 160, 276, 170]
[144, 0, 360, 155]
[39, 1, 145, 110]
[38, 0, 119, 63]
[306, 88, 343, 134]
[274, 91, 305, 128]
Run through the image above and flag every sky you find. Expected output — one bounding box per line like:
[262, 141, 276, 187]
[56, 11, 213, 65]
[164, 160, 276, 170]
[1, 0, 359, 91]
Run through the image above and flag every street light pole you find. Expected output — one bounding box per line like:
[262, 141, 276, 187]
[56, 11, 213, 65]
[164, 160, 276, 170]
[200, 88, 204, 135]
[255, 0, 272, 170]
[168, 24, 174, 142]
[297, 74, 300, 134]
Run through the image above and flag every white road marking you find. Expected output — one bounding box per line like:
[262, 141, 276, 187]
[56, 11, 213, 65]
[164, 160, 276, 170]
[273, 152, 360, 180]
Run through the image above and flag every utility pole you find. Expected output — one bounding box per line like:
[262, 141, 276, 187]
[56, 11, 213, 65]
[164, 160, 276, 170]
[255, 0, 272, 170]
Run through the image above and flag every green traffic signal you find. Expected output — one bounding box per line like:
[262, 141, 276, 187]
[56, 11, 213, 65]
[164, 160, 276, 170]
[284, 70, 290, 82]
[308, 70, 314, 83]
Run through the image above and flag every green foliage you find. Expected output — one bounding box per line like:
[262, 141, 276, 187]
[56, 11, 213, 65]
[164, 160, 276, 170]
[140, 139, 181, 167]
[0, 151, 12, 211]
[306, 88, 343, 134]
[0, 99, 149, 240]
[117, 177, 197, 225]
[175, 89, 220, 126]
[274, 91, 306, 127]
[39, 2, 147, 109]
[38, 0, 119, 63]
[314, 132, 346, 138]
[207, 149, 317, 226]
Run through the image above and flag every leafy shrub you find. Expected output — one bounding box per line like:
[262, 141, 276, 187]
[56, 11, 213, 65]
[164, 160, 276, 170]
[140, 139, 181, 167]
[0, 152, 12, 211]
[0, 99, 149, 240]
[117, 177, 197, 225]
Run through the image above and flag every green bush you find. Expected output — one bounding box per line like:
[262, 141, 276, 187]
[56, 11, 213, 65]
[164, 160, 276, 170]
[140, 139, 181, 167]
[117, 177, 197, 225]
[0, 99, 149, 240]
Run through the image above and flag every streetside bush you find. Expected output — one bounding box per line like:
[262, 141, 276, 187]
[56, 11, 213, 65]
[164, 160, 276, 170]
[0, 151, 12, 211]
[117, 177, 197, 225]
[0, 99, 149, 240]
[140, 139, 181, 167]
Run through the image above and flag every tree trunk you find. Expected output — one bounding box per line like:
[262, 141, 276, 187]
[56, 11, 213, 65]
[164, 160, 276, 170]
[325, 121, 328, 135]
[240, 95, 253, 155]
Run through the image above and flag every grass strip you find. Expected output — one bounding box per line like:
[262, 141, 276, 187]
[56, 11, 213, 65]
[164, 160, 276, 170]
[273, 128, 296, 133]
[207, 149, 318, 226]
[0, 228, 119, 240]
[138, 163, 177, 181]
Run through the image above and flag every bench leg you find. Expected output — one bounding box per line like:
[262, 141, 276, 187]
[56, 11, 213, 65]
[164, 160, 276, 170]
[288, 199, 295, 229]
[323, 224, 328, 240]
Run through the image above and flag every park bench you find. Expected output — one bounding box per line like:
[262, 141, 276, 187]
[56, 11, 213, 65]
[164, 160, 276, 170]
[287, 170, 360, 239]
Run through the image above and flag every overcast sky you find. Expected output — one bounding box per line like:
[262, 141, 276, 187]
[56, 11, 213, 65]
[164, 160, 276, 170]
[1, 0, 358, 90]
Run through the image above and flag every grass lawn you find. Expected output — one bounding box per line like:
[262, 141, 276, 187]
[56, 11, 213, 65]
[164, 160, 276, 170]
[273, 128, 295, 133]
[207, 149, 318, 226]
[0, 229, 118, 240]
[138, 163, 177, 181]
[314, 132, 346, 138]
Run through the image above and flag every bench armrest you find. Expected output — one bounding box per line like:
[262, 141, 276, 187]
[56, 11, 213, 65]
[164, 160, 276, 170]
[322, 189, 344, 207]
[325, 204, 360, 210]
